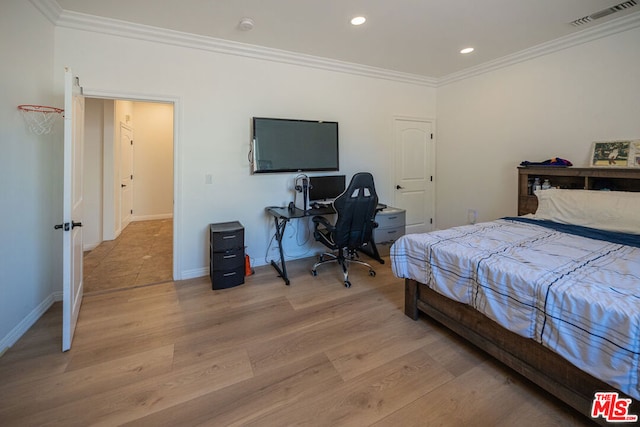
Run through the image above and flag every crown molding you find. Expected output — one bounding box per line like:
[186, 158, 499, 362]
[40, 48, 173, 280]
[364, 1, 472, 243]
[45, 4, 437, 87]
[29, 0, 62, 25]
[30, 1, 640, 89]
[438, 11, 640, 87]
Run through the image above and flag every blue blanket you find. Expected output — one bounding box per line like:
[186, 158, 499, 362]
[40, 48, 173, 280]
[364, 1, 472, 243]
[503, 216, 640, 248]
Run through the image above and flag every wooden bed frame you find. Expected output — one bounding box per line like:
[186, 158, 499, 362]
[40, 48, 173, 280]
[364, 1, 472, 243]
[404, 278, 639, 426]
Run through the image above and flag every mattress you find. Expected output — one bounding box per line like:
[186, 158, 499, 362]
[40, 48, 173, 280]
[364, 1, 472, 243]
[391, 218, 640, 399]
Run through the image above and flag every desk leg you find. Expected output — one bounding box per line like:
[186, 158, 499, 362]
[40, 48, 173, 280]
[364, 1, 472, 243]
[270, 216, 290, 285]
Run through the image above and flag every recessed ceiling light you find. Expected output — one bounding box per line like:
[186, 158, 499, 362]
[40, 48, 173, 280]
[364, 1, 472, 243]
[460, 47, 475, 54]
[351, 16, 366, 26]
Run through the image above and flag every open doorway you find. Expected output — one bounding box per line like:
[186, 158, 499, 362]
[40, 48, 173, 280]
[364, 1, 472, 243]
[82, 98, 175, 293]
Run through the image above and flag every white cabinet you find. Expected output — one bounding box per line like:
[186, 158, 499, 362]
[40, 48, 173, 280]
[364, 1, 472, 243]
[374, 207, 406, 255]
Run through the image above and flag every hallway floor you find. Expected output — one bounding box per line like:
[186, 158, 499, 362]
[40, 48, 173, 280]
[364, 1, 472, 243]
[83, 219, 173, 293]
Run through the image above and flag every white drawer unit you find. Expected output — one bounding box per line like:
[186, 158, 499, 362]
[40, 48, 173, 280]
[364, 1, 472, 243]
[374, 207, 406, 256]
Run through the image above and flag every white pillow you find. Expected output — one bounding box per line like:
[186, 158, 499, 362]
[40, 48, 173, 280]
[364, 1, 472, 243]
[533, 188, 640, 234]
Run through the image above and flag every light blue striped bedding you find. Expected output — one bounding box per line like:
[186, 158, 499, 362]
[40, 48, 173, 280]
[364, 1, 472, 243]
[391, 218, 640, 399]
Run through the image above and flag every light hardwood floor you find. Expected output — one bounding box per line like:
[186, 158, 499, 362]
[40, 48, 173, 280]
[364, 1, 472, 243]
[0, 255, 592, 426]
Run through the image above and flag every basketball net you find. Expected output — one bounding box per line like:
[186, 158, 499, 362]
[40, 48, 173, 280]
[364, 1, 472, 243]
[18, 105, 64, 135]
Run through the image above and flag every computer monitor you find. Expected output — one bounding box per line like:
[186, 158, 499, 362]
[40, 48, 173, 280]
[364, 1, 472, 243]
[309, 175, 346, 201]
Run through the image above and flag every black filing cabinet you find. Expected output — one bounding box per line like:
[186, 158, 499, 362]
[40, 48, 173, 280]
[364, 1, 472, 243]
[209, 221, 245, 289]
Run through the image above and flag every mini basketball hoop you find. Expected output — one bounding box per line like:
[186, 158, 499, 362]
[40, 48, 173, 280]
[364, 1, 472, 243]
[18, 104, 64, 135]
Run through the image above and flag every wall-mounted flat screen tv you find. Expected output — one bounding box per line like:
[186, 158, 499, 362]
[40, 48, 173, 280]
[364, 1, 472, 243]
[251, 117, 339, 173]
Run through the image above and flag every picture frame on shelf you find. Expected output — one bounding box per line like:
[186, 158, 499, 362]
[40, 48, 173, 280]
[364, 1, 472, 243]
[631, 140, 640, 168]
[591, 140, 634, 167]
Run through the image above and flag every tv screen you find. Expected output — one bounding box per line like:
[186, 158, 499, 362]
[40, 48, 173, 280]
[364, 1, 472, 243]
[251, 117, 339, 173]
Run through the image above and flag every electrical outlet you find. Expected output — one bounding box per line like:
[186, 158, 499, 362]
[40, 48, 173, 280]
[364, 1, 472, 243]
[468, 209, 478, 224]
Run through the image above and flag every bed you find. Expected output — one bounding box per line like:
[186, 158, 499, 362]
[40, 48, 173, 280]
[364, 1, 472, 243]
[391, 188, 640, 425]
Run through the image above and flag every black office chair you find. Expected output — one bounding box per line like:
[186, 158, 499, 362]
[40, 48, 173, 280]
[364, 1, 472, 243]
[311, 172, 378, 288]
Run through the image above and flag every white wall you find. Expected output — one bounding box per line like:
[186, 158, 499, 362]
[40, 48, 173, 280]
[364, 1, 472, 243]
[436, 26, 640, 229]
[101, 99, 116, 240]
[83, 98, 104, 249]
[54, 26, 437, 279]
[132, 102, 174, 220]
[0, 0, 58, 352]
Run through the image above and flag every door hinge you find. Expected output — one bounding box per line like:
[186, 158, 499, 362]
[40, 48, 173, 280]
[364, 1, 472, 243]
[131, 174, 133, 180]
[430, 218, 433, 224]
[430, 176, 433, 182]
[430, 133, 433, 139]
[130, 140, 133, 145]
[130, 209, 133, 214]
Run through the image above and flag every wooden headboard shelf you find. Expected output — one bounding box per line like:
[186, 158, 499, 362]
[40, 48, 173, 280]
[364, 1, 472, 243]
[518, 167, 640, 215]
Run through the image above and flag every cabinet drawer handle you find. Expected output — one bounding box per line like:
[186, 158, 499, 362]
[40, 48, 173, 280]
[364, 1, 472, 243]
[223, 254, 237, 259]
[223, 235, 236, 239]
[223, 272, 237, 277]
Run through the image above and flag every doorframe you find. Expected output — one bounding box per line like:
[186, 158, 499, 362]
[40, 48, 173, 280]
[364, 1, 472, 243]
[392, 115, 437, 231]
[85, 88, 182, 280]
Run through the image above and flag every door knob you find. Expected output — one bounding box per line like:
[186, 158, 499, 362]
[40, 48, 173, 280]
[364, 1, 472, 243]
[396, 185, 404, 189]
[72, 221, 83, 229]
[121, 184, 127, 188]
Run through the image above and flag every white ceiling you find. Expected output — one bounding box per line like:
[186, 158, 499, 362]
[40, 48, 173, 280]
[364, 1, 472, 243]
[54, 0, 639, 78]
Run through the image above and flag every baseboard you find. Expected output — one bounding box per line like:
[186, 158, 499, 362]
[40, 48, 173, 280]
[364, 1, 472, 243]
[180, 267, 208, 280]
[0, 293, 57, 356]
[132, 214, 173, 221]
[83, 242, 100, 252]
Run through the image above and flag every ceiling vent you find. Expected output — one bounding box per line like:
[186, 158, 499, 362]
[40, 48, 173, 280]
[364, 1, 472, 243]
[570, 0, 637, 26]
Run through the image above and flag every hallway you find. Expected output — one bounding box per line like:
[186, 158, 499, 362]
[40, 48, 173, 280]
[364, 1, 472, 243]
[83, 219, 173, 293]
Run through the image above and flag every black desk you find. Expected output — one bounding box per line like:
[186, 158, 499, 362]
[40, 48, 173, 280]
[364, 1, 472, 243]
[265, 205, 385, 285]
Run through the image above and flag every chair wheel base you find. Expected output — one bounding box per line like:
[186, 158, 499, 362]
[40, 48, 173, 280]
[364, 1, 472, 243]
[344, 280, 351, 288]
[369, 270, 376, 277]
[311, 269, 317, 276]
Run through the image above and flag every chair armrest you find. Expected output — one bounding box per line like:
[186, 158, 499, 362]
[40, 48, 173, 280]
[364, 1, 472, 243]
[312, 215, 335, 231]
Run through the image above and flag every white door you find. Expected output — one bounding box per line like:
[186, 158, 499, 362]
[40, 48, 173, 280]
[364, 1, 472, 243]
[62, 68, 85, 351]
[120, 123, 134, 229]
[394, 118, 435, 234]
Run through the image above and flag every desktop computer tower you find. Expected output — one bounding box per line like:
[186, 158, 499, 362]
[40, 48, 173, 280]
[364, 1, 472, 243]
[294, 175, 310, 211]
[294, 189, 310, 211]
